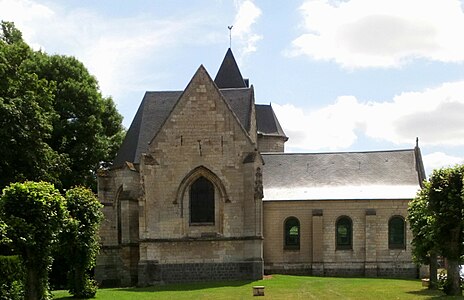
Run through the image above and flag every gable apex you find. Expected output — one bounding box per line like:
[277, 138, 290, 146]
[214, 48, 247, 89]
[148, 63, 255, 146]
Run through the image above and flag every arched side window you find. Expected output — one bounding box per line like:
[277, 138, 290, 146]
[284, 217, 300, 250]
[190, 176, 215, 225]
[336, 216, 352, 250]
[389, 216, 406, 249]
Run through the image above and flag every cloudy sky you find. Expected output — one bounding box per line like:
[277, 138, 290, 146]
[1, 0, 464, 175]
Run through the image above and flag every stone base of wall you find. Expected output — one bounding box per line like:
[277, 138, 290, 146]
[96, 245, 139, 287]
[264, 262, 418, 278]
[138, 260, 263, 286]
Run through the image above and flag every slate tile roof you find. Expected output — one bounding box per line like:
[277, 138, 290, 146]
[214, 48, 247, 89]
[113, 88, 256, 166]
[261, 150, 423, 200]
[255, 104, 287, 138]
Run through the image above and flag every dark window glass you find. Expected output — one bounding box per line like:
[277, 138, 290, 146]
[284, 217, 300, 250]
[190, 177, 214, 224]
[389, 216, 405, 249]
[336, 216, 352, 250]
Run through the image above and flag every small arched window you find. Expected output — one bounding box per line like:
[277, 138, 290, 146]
[336, 216, 352, 250]
[389, 216, 406, 249]
[284, 217, 300, 250]
[190, 176, 215, 224]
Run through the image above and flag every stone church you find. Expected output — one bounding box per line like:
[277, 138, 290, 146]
[96, 49, 426, 286]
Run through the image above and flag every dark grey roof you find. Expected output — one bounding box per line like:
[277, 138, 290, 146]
[113, 88, 254, 167]
[113, 91, 181, 166]
[261, 150, 423, 200]
[214, 48, 247, 89]
[255, 104, 287, 138]
[221, 88, 253, 133]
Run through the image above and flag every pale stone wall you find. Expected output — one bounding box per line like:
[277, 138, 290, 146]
[258, 135, 285, 152]
[263, 199, 416, 277]
[137, 67, 263, 284]
[96, 166, 141, 286]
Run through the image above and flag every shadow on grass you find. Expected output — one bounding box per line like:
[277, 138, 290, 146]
[405, 288, 464, 299]
[53, 280, 255, 299]
[117, 279, 254, 293]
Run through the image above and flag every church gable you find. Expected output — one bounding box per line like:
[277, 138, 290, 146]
[148, 64, 256, 157]
[138, 64, 261, 241]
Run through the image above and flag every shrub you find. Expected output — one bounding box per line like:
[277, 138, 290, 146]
[0, 255, 24, 300]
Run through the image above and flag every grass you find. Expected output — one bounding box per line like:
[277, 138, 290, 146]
[53, 275, 461, 300]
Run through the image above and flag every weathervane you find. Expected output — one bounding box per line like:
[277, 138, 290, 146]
[228, 25, 233, 48]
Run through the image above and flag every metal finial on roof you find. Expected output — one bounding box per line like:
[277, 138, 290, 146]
[228, 25, 233, 48]
[416, 137, 419, 147]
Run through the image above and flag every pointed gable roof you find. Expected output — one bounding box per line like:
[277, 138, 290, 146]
[112, 66, 255, 168]
[214, 48, 247, 89]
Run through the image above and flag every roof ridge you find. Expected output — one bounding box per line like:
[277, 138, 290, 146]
[261, 149, 416, 155]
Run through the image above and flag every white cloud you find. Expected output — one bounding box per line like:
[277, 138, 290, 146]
[273, 96, 362, 150]
[0, 0, 217, 102]
[232, 0, 262, 59]
[422, 152, 464, 175]
[273, 80, 464, 150]
[289, 0, 464, 68]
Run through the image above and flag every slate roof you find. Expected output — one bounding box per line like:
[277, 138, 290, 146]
[261, 150, 423, 201]
[113, 91, 181, 166]
[214, 48, 247, 89]
[113, 88, 255, 166]
[255, 104, 287, 138]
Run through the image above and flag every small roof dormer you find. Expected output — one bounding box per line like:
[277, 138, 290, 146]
[214, 48, 248, 89]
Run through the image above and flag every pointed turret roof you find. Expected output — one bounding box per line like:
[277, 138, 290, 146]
[214, 48, 247, 89]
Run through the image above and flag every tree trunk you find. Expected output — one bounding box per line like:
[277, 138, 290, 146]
[25, 266, 39, 300]
[429, 253, 438, 290]
[446, 259, 462, 296]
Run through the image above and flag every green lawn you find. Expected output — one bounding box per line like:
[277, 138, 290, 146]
[53, 275, 459, 299]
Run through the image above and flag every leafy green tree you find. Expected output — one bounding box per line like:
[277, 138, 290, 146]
[0, 21, 68, 189]
[0, 21, 124, 190]
[0, 181, 66, 300]
[428, 166, 464, 296]
[61, 187, 103, 298]
[409, 165, 464, 296]
[408, 184, 438, 289]
[30, 53, 124, 190]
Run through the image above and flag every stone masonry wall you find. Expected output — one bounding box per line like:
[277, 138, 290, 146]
[263, 199, 417, 278]
[138, 66, 263, 284]
[258, 135, 285, 152]
[96, 167, 141, 286]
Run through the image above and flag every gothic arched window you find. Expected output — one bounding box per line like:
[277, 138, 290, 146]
[190, 176, 215, 224]
[284, 217, 300, 250]
[336, 216, 352, 250]
[389, 216, 406, 249]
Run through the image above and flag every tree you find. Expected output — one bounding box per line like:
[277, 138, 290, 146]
[408, 184, 438, 289]
[0, 21, 124, 190]
[61, 187, 103, 298]
[409, 165, 464, 296]
[0, 21, 68, 189]
[0, 181, 66, 300]
[30, 53, 125, 190]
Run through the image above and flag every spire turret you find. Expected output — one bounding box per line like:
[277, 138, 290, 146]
[214, 48, 247, 89]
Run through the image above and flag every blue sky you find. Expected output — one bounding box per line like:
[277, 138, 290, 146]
[2, 0, 464, 175]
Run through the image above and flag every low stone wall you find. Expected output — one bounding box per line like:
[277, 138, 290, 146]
[138, 260, 263, 285]
[264, 262, 418, 278]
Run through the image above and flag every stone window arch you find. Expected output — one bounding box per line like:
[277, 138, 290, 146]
[176, 166, 228, 232]
[336, 216, 352, 250]
[189, 176, 215, 224]
[284, 217, 300, 250]
[389, 215, 406, 249]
